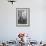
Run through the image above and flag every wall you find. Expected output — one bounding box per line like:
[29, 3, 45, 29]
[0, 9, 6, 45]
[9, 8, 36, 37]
[0, 0, 46, 41]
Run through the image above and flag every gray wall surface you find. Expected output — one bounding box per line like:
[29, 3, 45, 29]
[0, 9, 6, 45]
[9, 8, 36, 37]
[0, 0, 46, 41]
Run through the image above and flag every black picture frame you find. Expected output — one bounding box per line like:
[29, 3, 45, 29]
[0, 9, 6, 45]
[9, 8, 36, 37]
[16, 8, 30, 27]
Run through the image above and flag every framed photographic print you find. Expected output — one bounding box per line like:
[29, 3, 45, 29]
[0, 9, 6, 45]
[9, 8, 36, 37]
[16, 8, 30, 27]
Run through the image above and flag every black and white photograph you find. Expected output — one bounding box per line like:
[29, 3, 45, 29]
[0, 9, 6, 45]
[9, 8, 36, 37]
[16, 8, 30, 27]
